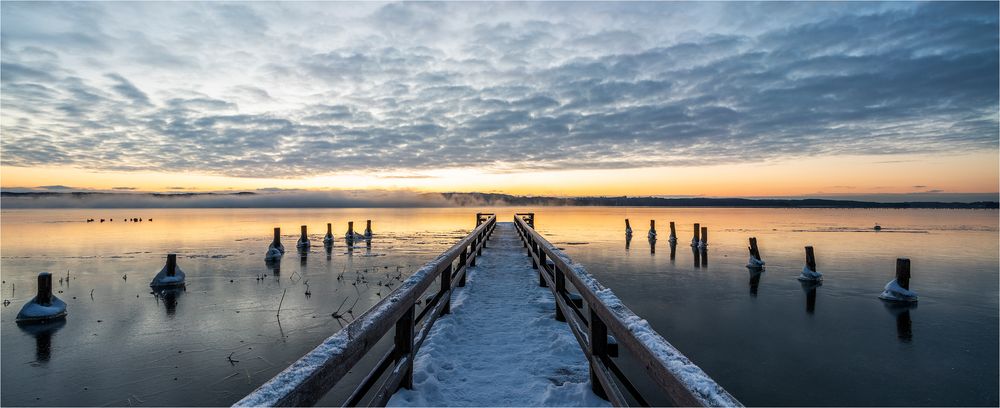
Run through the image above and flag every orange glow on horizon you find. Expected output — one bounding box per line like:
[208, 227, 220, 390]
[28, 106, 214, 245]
[2, 151, 997, 197]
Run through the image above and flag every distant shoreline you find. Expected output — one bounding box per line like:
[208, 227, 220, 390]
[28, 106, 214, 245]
[1, 191, 997, 209]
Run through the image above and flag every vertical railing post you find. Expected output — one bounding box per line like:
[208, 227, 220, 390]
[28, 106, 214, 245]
[530, 240, 538, 269]
[555, 267, 567, 322]
[459, 246, 469, 287]
[441, 263, 452, 315]
[589, 307, 609, 399]
[394, 305, 415, 390]
[470, 238, 477, 267]
[538, 250, 548, 287]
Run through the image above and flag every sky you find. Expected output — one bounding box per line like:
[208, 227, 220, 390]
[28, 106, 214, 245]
[1, 2, 998, 200]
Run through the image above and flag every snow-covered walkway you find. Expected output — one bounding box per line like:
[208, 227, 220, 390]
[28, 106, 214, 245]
[388, 222, 609, 407]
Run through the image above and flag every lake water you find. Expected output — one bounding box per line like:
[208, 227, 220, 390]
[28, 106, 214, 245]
[1, 207, 997, 406]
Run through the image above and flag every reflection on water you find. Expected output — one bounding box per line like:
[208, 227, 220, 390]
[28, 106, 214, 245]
[0, 207, 997, 406]
[800, 280, 821, 314]
[884, 302, 917, 343]
[17, 319, 66, 363]
[153, 287, 184, 316]
[748, 269, 763, 296]
[529, 207, 997, 406]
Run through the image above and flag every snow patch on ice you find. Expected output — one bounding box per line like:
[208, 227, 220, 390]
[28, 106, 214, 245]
[797, 266, 823, 282]
[747, 256, 765, 268]
[16, 296, 67, 322]
[150, 264, 186, 287]
[879, 279, 918, 302]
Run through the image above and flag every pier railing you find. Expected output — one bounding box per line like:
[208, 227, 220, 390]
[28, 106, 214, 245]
[235, 214, 497, 407]
[514, 214, 741, 407]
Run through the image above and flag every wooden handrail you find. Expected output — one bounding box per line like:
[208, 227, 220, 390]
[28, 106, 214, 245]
[234, 214, 497, 407]
[513, 215, 741, 407]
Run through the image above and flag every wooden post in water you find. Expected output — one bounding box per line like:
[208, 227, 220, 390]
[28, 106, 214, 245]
[394, 305, 415, 390]
[805, 246, 817, 271]
[365, 220, 372, 236]
[669, 221, 676, 240]
[166, 254, 177, 277]
[896, 258, 911, 289]
[625, 219, 631, 233]
[36, 272, 53, 305]
[700, 227, 708, 246]
[272, 227, 281, 247]
[692, 223, 700, 246]
[327, 223, 332, 236]
[300, 225, 308, 240]
[749, 237, 761, 260]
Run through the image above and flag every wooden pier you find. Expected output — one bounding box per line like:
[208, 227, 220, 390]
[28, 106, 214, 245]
[236, 214, 740, 407]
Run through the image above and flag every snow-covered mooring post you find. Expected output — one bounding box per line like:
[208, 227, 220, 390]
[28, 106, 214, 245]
[234, 214, 497, 407]
[514, 215, 742, 407]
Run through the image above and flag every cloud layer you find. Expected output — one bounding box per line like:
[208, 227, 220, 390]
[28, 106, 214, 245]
[1, 2, 997, 178]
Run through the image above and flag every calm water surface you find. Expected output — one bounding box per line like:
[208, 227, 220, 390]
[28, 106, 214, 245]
[1, 207, 997, 406]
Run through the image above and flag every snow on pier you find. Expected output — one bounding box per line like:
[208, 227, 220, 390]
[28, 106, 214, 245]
[236, 214, 738, 407]
[388, 222, 608, 406]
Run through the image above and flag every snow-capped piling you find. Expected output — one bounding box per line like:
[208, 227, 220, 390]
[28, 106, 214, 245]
[324, 223, 334, 247]
[691, 223, 700, 247]
[364, 220, 373, 240]
[747, 237, 765, 268]
[297, 225, 310, 249]
[699, 226, 708, 248]
[879, 258, 918, 303]
[16, 272, 68, 323]
[265, 227, 285, 262]
[624, 219, 632, 238]
[150, 254, 186, 288]
[668, 221, 677, 243]
[798, 246, 823, 281]
[647, 220, 656, 240]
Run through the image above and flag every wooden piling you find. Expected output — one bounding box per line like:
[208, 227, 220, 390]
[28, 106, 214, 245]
[365, 220, 372, 236]
[166, 254, 177, 277]
[805, 246, 817, 272]
[327, 223, 332, 235]
[669, 221, 676, 238]
[896, 258, 911, 290]
[700, 227, 708, 245]
[625, 219, 631, 232]
[37, 272, 53, 305]
[300, 225, 308, 239]
[273, 228, 281, 246]
[649, 220, 655, 234]
[348, 222, 354, 237]
[693, 223, 700, 243]
[749, 237, 761, 259]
